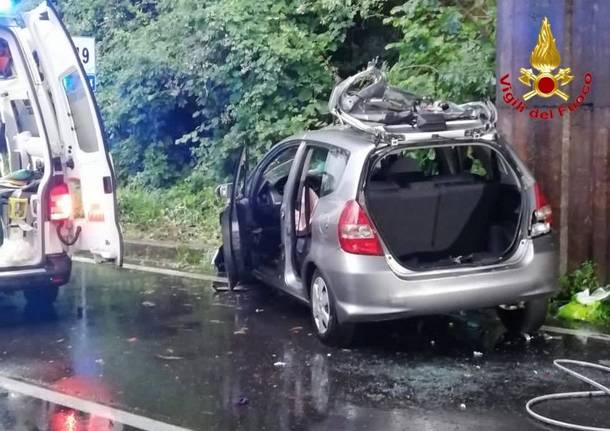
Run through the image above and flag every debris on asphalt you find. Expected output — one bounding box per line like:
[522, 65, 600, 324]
[430, 340, 436, 346]
[473, 351, 483, 358]
[459, 403, 467, 411]
[523, 333, 533, 342]
[95, 358, 104, 365]
[290, 326, 303, 333]
[156, 354, 184, 361]
[141, 301, 156, 308]
[255, 308, 264, 313]
[273, 361, 287, 368]
[327, 353, 332, 358]
[234, 327, 248, 335]
[127, 337, 138, 343]
[235, 396, 249, 406]
[56, 338, 64, 343]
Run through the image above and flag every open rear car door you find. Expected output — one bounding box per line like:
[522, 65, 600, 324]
[221, 147, 249, 290]
[24, 2, 123, 265]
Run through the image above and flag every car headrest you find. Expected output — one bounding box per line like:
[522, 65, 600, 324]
[387, 157, 422, 176]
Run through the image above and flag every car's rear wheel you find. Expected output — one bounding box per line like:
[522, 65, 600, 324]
[496, 297, 549, 334]
[24, 286, 59, 308]
[310, 270, 354, 347]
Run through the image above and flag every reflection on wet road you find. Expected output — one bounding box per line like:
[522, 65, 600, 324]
[0, 263, 608, 430]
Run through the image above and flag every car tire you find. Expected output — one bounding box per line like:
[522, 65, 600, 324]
[496, 297, 549, 334]
[24, 286, 59, 308]
[310, 270, 354, 347]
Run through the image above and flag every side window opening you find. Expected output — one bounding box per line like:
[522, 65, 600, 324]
[0, 38, 14, 79]
[61, 69, 99, 153]
[320, 147, 349, 198]
[295, 145, 348, 236]
[261, 146, 299, 188]
[11, 99, 40, 137]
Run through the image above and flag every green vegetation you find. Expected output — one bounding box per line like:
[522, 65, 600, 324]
[53, 0, 496, 242]
[386, 0, 496, 101]
[554, 261, 610, 324]
[117, 184, 224, 243]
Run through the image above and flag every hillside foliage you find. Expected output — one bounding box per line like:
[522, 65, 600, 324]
[52, 0, 495, 241]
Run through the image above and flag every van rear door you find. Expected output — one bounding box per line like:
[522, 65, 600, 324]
[24, 2, 123, 264]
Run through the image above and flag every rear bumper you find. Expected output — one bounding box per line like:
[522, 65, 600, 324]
[0, 254, 72, 292]
[321, 236, 559, 323]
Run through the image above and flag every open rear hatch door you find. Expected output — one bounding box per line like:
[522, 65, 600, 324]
[24, 2, 123, 265]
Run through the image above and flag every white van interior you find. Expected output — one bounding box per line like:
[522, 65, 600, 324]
[0, 32, 49, 268]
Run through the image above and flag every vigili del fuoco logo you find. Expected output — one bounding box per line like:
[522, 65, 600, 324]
[499, 17, 592, 120]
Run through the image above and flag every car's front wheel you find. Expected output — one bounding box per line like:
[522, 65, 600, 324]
[496, 297, 549, 334]
[310, 270, 354, 347]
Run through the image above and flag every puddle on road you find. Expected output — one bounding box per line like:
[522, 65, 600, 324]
[0, 390, 135, 430]
[0, 263, 607, 431]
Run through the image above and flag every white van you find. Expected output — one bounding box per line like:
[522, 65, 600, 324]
[0, 2, 122, 306]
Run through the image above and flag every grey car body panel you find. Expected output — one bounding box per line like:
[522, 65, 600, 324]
[234, 126, 559, 323]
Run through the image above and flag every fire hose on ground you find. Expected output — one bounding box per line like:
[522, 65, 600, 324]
[526, 359, 610, 431]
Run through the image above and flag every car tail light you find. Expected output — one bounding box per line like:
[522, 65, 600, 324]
[49, 183, 72, 222]
[531, 183, 552, 237]
[338, 200, 383, 256]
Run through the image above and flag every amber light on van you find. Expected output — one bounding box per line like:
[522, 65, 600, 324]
[49, 183, 72, 222]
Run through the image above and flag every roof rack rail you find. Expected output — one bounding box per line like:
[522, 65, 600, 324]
[329, 65, 497, 145]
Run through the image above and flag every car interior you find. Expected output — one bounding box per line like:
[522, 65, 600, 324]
[248, 147, 299, 271]
[0, 35, 47, 268]
[364, 144, 523, 269]
[246, 145, 328, 275]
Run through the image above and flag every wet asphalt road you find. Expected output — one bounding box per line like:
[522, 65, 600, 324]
[0, 263, 608, 431]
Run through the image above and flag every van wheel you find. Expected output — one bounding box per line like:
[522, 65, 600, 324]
[496, 297, 549, 334]
[24, 286, 59, 307]
[310, 270, 354, 347]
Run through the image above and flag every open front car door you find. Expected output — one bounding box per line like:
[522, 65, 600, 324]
[24, 3, 123, 264]
[221, 147, 250, 290]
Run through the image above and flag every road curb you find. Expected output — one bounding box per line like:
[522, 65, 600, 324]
[122, 239, 218, 275]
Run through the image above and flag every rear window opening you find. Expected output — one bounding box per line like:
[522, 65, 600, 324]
[363, 143, 524, 270]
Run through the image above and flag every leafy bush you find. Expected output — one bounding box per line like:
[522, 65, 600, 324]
[54, 0, 498, 244]
[554, 261, 610, 324]
[59, 0, 384, 185]
[385, 0, 496, 101]
[118, 183, 224, 244]
[558, 260, 599, 301]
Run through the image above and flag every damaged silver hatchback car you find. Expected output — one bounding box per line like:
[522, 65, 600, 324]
[216, 66, 558, 346]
